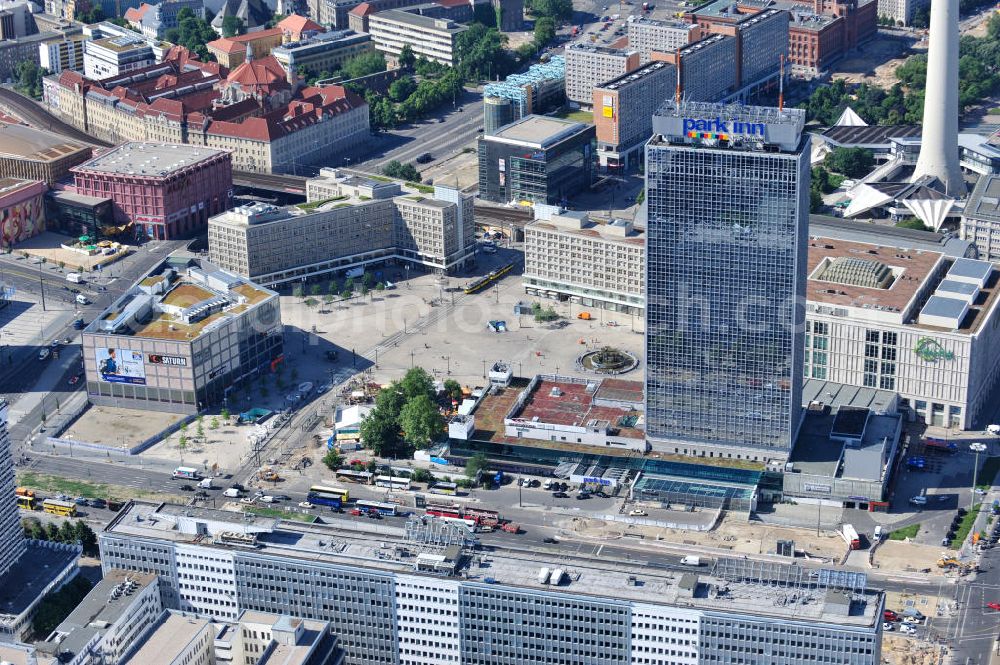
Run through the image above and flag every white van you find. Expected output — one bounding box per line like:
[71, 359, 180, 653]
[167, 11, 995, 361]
[75, 294, 89, 305]
[66, 273, 82, 283]
[223, 488, 242, 498]
[873, 525, 883, 541]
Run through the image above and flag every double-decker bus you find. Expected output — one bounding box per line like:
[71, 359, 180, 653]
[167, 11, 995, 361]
[355, 500, 398, 516]
[375, 475, 411, 491]
[16, 495, 36, 510]
[429, 482, 457, 496]
[335, 469, 373, 484]
[307, 485, 349, 508]
[42, 499, 77, 517]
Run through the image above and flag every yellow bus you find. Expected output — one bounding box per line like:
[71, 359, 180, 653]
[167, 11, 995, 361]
[16, 495, 35, 510]
[42, 499, 77, 517]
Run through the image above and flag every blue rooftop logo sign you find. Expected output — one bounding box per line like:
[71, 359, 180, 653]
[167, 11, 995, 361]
[914, 337, 954, 363]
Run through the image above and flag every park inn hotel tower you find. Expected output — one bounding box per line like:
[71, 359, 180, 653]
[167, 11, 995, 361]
[645, 101, 809, 463]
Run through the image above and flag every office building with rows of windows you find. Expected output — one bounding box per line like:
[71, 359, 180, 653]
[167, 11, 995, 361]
[100, 500, 884, 665]
[644, 101, 809, 462]
[208, 169, 475, 285]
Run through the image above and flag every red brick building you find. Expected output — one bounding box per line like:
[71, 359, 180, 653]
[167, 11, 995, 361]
[71, 143, 233, 240]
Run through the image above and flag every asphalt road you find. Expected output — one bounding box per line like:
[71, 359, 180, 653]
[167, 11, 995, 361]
[0, 86, 110, 147]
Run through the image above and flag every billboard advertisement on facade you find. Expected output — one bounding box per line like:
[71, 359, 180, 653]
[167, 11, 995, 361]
[96, 347, 146, 385]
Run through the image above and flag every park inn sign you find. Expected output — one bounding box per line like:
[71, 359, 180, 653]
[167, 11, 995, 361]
[914, 337, 955, 363]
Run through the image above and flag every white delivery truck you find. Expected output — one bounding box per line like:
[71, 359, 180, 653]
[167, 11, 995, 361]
[680, 556, 701, 566]
[197, 477, 214, 489]
[223, 487, 242, 498]
[66, 273, 83, 283]
[75, 294, 89, 305]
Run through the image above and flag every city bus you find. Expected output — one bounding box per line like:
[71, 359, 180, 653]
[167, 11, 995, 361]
[464, 507, 500, 525]
[425, 505, 463, 520]
[42, 499, 77, 517]
[375, 475, 411, 491]
[355, 500, 398, 516]
[306, 485, 349, 508]
[172, 466, 202, 480]
[16, 495, 36, 510]
[335, 469, 373, 484]
[429, 482, 457, 496]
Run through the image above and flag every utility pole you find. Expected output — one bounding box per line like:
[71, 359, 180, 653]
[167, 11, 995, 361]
[971, 442, 987, 514]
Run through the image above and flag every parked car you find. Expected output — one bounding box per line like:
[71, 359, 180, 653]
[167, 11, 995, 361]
[180, 484, 194, 491]
[552, 491, 569, 498]
[258, 495, 276, 503]
[882, 622, 894, 631]
[987, 602, 1000, 611]
[416, 152, 433, 164]
[900, 624, 916, 635]
[629, 509, 647, 516]
[72, 318, 86, 330]
[298, 502, 314, 509]
[883, 610, 899, 622]
[73, 497, 88, 505]
[90, 498, 106, 509]
[68, 374, 81, 385]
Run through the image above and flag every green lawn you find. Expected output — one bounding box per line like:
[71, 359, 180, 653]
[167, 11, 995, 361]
[988, 107, 1000, 115]
[243, 506, 317, 523]
[556, 109, 595, 124]
[888, 523, 920, 540]
[978, 456, 1000, 490]
[17, 471, 178, 501]
[950, 503, 982, 549]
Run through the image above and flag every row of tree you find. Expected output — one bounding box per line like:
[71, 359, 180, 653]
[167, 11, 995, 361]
[22, 517, 98, 555]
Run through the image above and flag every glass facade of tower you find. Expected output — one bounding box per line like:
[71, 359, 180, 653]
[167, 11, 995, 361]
[644, 102, 809, 454]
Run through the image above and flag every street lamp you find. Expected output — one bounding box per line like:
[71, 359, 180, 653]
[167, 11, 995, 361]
[971, 441, 988, 513]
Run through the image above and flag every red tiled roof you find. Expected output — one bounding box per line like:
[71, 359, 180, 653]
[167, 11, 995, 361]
[277, 14, 324, 35]
[207, 27, 283, 54]
[349, 3, 374, 16]
[124, 3, 153, 22]
[227, 55, 287, 87]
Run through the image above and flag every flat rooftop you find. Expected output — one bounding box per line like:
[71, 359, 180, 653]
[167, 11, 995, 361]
[527, 218, 644, 246]
[806, 236, 943, 314]
[42, 570, 158, 661]
[123, 612, 210, 664]
[87, 260, 275, 342]
[809, 214, 974, 257]
[512, 377, 644, 439]
[0, 123, 90, 162]
[0, 177, 41, 198]
[489, 115, 591, 150]
[75, 142, 226, 178]
[0, 542, 78, 618]
[964, 173, 1000, 223]
[790, 407, 900, 482]
[91, 34, 151, 52]
[370, 9, 468, 32]
[821, 124, 921, 148]
[106, 501, 882, 627]
[598, 59, 672, 90]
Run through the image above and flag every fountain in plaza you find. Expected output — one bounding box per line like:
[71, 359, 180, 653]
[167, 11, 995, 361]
[578, 346, 638, 374]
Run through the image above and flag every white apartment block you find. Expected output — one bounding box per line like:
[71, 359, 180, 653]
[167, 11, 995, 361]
[83, 34, 154, 79]
[367, 10, 467, 66]
[39, 32, 86, 74]
[626, 17, 700, 61]
[877, 0, 925, 25]
[524, 211, 645, 315]
[564, 44, 640, 106]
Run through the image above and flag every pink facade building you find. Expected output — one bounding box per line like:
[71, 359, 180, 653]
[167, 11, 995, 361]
[0, 178, 47, 248]
[71, 143, 233, 240]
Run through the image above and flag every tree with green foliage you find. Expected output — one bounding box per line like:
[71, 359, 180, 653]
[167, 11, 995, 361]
[322, 449, 343, 470]
[222, 14, 246, 37]
[344, 276, 355, 292]
[455, 24, 513, 81]
[809, 187, 823, 213]
[210, 417, 219, 430]
[292, 283, 304, 299]
[533, 16, 556, 47]
[410, 467, 434, 484]
[895, 218, 932, 231]
[15, 61, 49, 100]
[389, 76, 417, 102]
[825, 147, 875, 178]
[359, 407, 400, 456]
[339, 51, 386, 80]
[74, 520, 97, 554]
[375, 384, 406, 415]
[383, 160, 422, 182]
[310, 283, 323, 297]
[443, 379, 463, 403]
[526, 0, 572, 20]
[398, 44, 416, 70]
[400, 367, 435, 401]
[33, 576, 93, 637]
[164, 8, 219, 61]
[531, 302, 559, 322]
[399, 394, 443, 448]
[464, 452, 489, 479]
[76, 5, 106, 22]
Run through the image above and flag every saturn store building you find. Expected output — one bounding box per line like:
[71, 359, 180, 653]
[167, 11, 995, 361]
[81, 259, 282, 414]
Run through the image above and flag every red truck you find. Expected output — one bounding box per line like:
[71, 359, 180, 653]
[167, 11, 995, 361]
[925, 438, 958, 454]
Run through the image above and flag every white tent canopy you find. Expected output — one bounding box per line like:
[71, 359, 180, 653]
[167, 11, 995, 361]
[834, 107, 868, 127]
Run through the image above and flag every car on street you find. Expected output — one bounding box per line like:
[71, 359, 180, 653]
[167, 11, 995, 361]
[542, 537, 558, 543]
[882, 622, 893, 631]
[416, 152, 433, 164]
[38, 348, 50, 361]
[909, 495, 927, 506]
[552, 491, 569, 498]
[988, 602, 1000, 611]
[180, 484, 194, 491]
[298, 502, 314, 509]
[900, 624, 916, 635]
[74, 497, 88, 505]
[629, 509, 647, 516]
[367, 510, 381, 519]
[258, 495, 276, 503]
[90, 498, 106, 509]
[230, 483, 246, 492]
[68, 374, 81, 385]
[272, 494, 291, 501]
[72, 318, 86, 329]
[575, 493, 590, 500]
